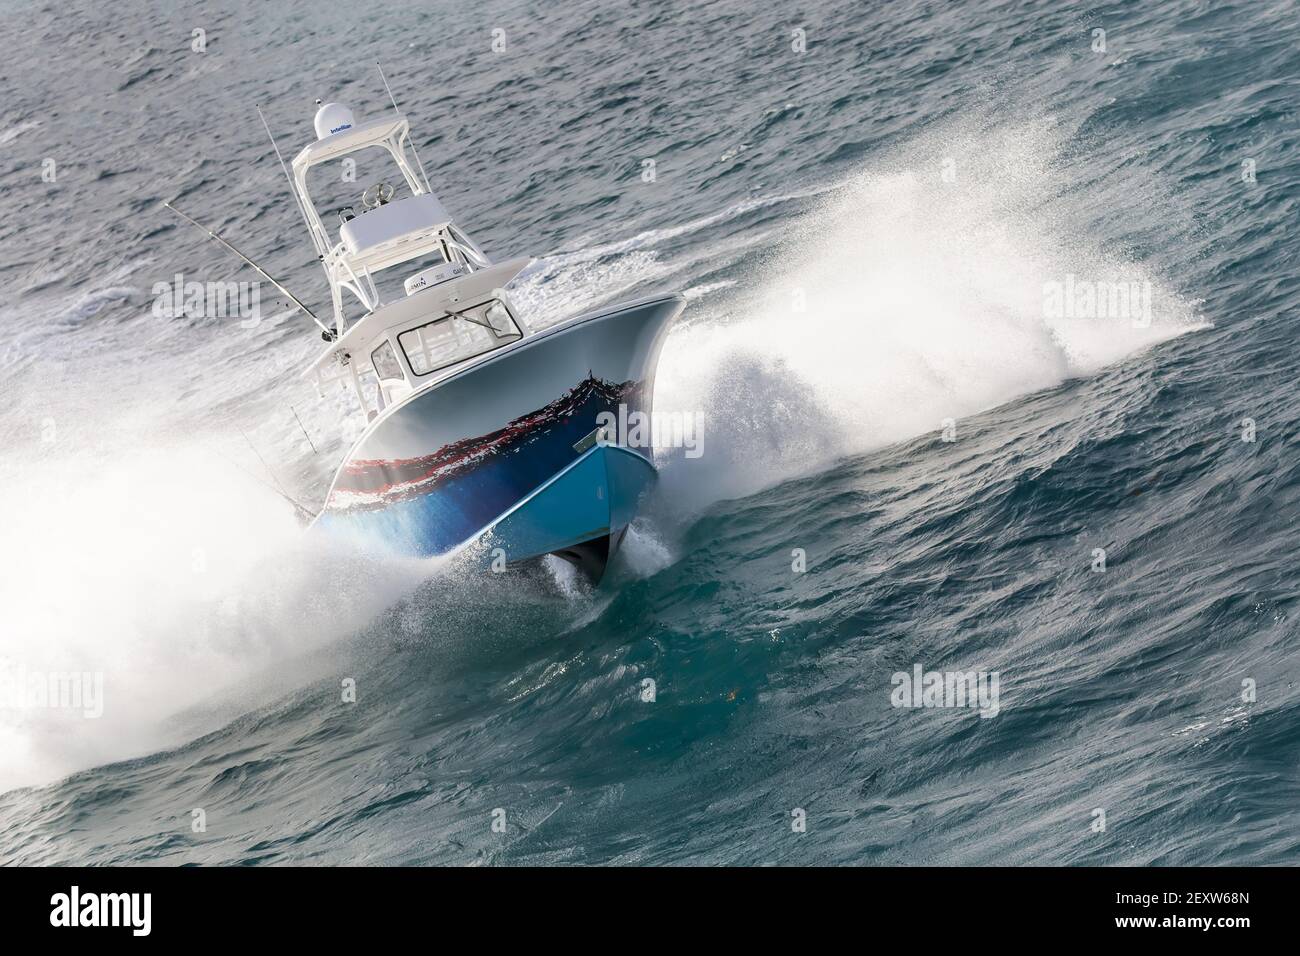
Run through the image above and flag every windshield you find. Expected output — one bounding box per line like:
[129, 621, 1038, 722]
[397, 299, 522, 376]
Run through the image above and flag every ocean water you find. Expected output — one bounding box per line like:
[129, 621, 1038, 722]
[1, 0, 1298, 864]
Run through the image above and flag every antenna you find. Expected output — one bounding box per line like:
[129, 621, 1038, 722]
[257, 104, 329, 262]
[376, 60, 433, 193]
[161, 201, 334, 336]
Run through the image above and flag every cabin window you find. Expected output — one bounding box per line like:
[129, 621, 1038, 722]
[397, 299, 522, 377]
[371, 339, 404, 382]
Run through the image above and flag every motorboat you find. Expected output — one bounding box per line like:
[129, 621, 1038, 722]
[261, 97, 681, 582]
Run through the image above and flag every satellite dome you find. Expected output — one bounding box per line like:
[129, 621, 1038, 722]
[314, 102, 356, 139]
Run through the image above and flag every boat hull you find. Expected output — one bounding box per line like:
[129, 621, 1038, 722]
[314, 295, 683, 580]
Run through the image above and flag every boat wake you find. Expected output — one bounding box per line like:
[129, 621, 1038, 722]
[0, 446, 442, 792]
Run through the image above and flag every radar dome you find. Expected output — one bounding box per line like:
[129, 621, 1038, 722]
[314, 102, 356, 139]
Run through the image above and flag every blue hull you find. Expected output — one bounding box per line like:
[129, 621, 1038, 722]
[313, 296, 682, 580]
[490, 443, 657, 557]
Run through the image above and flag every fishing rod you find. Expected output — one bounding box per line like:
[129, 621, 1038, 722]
[161, 200, 334, 336]
[206, 432, 319, 526]
[289, 404, 318, 455]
